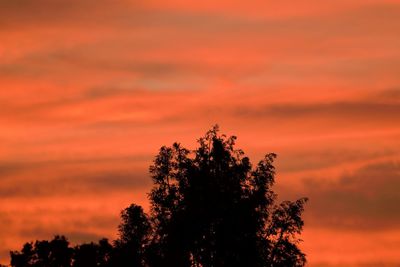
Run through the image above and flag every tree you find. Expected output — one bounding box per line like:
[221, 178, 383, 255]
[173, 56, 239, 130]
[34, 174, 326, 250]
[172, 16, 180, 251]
[110, 204, 150, 267]
[10, 236, 72, 267]
[10, 242, 35, 267]
[9, 126, 307, 267]
[72, 239, 112, 267]
[10, 237, 111, 267]
[146, 125, 307, 267]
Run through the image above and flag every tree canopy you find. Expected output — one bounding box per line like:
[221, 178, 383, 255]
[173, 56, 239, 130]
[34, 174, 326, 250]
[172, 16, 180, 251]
[9, 126, 307, 267]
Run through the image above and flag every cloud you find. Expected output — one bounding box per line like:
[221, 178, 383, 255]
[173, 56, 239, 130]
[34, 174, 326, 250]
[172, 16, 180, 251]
[0, 171, 151, 198]
[276, 149, 396, 173]
[0, 157, 152, 198]
[0, 0, 137, 29]
[0, 1, 400, 266]
[235, 101, 400, 123]
[0, 162, 29, 177]
[300, 161, 400, 230]
[377, 88, 400, 100]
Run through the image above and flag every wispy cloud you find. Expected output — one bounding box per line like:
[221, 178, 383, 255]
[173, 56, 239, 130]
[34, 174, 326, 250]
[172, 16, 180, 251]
[1, 0, 400, 266]
[300, 161, 400, 230]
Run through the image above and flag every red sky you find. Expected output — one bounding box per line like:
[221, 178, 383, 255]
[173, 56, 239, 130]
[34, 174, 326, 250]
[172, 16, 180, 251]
[1, 0, 400, 266]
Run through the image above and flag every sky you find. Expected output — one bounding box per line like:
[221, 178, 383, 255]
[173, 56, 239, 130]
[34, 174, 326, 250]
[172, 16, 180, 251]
[1, 0, 400, 266]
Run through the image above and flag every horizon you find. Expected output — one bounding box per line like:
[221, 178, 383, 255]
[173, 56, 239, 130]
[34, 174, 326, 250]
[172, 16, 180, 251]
[1, 1, 400, 266]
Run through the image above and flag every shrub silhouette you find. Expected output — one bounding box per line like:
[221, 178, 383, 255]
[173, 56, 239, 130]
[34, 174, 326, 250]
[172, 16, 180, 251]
[9, 126, 307, 267]
[10, 236, 72, 267]
[72, 239, 112, 267]
[111, 205, 150, 267]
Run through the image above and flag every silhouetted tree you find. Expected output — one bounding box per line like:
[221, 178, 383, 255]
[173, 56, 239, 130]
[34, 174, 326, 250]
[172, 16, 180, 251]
[9, 126, 307, 267]
[10, 237, 112, 267]
[72, 239, 112, 267]
[97, 239, 113, 267]
[146, 125, 307, 267]
[10, 242, 35, 267]
[11, 236, 72, 267]
[73, 243, 98, 267]
[109, 204, 150, 267]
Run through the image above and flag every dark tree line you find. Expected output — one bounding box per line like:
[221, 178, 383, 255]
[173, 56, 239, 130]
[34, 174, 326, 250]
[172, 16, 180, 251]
[9, 126, 308, 267]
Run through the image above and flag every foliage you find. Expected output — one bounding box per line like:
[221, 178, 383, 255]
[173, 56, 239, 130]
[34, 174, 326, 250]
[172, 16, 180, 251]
[9, 126, 307, 267]
[146, 125, 307, 267]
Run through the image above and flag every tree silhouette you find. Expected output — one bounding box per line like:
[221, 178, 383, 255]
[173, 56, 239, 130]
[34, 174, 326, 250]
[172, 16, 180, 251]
[73, 243, 98, 267]
[10, 236, 72, 267]
[10, 242, 35, 267]
[9, 126, 307, 267]
[110, 204, 150, 267]
[146, 126, 307, 267]
[72, 239, 112, 267]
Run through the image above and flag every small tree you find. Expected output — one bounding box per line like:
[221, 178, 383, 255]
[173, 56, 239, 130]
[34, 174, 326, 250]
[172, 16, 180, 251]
[110, 204, 150, 267]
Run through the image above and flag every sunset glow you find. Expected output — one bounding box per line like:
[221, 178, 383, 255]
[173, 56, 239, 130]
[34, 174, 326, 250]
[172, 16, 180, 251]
[1, 1, 400, 266]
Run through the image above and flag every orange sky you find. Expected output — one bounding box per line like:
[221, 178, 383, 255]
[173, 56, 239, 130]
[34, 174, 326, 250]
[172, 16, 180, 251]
[1, 1, 400, 266]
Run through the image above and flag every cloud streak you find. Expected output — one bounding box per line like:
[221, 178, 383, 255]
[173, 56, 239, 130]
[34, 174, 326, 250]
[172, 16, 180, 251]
[301, 161, 400, 230]
[1, 1, 400, 266]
